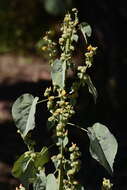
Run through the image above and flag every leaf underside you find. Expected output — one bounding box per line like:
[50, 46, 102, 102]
[46, 174, 58, 190]
[51, 59, 66, 89]
[87, 122, 118, 175]
[12, 93, 39, 138]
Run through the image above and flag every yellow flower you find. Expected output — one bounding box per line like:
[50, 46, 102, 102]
[41, 46, 47, 51]
[87, 45, 97, 52]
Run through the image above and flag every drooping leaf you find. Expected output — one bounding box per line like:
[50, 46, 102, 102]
[87, 123, 118, 175]
[46, 174, 58, 190]
[12, 153, 37, 189]
[12, 94, 39, 138]
[34, 147, 49, 169]
[33, 170, 47, 190]
[51, 59, 66, 89]
[79, 22, 92, 43]
[84, 74, 98, 103]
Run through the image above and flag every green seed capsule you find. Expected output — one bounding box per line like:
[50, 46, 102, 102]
[56, 132, 63, 137]
[67, 169, 76, 176]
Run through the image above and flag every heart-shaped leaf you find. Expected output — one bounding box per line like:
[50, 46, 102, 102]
[12, 94, 39, 138]
[12, 148, 49, 189]
[12, 153, 36, 189]
[87, 123, 118, 175]
[51, 59, 66, 89]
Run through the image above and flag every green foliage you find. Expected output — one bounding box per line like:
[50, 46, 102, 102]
[87, 123, 118, 175]
[51, 59, 66, 89]
[12, 153, 37, 189]
[79, 22, 92, 44]
[12, 94, 39, 138]
[12, 148, 49, 189]
[84, 74, 98, 103]
[33, 170, 47, 190]
[46, 174, 58, 190]
[34, 147, 49, 169]
[11, 9, 118, 190]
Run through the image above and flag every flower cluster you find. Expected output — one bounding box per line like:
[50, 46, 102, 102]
[77, 44, 97, 80]
[45, 89, 75, 138]
[102, 178, 113, 190]
[85, 45, 97, 68]
[68, 143, 81, 175]
[41, 31, 57, 63]
[62, 143, 81, 190]
[59, 9, 78, 63]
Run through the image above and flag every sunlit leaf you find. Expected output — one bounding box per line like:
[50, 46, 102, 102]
[12, 147, 49, 189]
[34, 147, 49, 169]
[12, 94, 39, 138]
[63, 136, 68, 147]
[79, 22, 92, 43]
[87, 123, 118, 175]
[33, 170, 47, 190]
[12, 153, 36, 189]
[51, 59, 66, 89]
[72, 34, 79, 42]
[46, 174, 58, 190]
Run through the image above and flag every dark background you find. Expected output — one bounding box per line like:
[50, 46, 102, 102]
[0, 0, 127, 189]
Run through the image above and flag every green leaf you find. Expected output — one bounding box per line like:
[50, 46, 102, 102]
[12, 148, 49, 189]
[79, 22, 92, 43]
[46, 174, 58, 190]
[87, 123, 118, 175]
[34, 147, 49, 169]
[33, 170, 47, 190]
[51, 59, 66, 89]
[63, 136, 68, 147]
[12, 153, 36, 189]
[72, 34, 79, 42]
[12, 94, 39, 138]
[84, 74, 97, 103]
[47, 120, 56, 130]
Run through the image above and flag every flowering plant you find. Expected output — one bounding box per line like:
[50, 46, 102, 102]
[12, 9, 117, 190]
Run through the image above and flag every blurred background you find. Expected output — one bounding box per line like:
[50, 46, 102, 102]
[0, 0, 127, 189]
